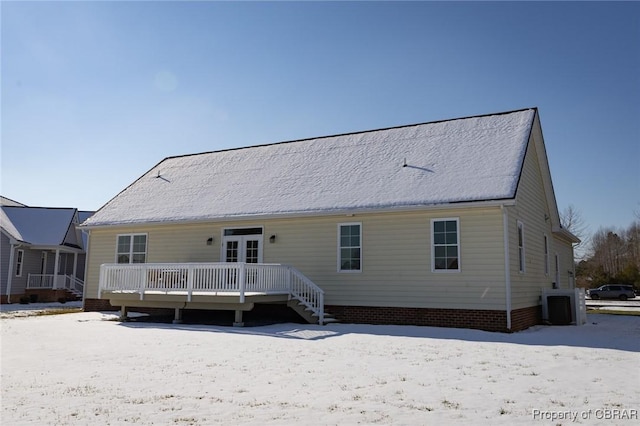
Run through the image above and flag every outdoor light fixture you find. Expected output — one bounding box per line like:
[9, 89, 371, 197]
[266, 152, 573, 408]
[269, 235, 277, 243]
[206, 237, 214, 246]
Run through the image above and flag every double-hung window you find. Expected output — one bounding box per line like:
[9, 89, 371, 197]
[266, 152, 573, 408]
[116, 234, 147, 264]
[338, 223, 361, 272]
[432, 218, 460, 272]
[517, 221, 525, 273]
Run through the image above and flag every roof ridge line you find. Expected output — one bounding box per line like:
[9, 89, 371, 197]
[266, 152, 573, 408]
[163, 107, 538, 161]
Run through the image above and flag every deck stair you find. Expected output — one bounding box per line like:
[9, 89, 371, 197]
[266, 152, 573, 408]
[287, 300, 338, 325]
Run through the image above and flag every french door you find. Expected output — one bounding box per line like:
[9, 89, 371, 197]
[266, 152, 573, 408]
[222, 228, 263, 264]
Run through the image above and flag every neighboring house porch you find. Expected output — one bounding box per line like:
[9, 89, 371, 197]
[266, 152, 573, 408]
[1, 202, 92, 303]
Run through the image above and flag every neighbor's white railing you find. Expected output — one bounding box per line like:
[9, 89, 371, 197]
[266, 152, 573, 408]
[27, 274, 56, 289]
[27, 274, 84, 294]
[98, 263, 325, 323]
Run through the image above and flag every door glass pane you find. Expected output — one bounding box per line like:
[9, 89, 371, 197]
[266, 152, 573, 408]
[226, 241, 239, 262]
[245, 240, 259, 263]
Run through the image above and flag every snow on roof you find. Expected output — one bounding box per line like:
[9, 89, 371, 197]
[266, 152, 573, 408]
[84, 108, 536, 227]
[1, 206, 77, 246]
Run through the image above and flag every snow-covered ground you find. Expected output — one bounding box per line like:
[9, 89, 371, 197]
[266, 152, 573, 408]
[1, 308, 638, 425]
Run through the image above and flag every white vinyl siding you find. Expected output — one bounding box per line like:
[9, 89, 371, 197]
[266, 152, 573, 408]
[432, 218, 460, 272]
[85, 208, 506, 309]
[338, 223, 362, 272]
[116, 234, 147, 264]
[509, 120, 576, 309]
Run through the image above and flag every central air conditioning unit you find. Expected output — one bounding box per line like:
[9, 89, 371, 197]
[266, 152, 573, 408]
[541, 288, 587, 326]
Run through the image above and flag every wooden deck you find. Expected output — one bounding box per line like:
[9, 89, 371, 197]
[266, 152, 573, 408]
[99, 262, 326, 324]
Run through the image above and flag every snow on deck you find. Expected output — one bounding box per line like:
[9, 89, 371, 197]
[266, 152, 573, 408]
[83, 109, 535, 227]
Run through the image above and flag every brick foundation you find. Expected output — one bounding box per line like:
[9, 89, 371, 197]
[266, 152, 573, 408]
[84, 298, 541, 332]
[510, 305, 542, 332]
[326, 305, 542, 332]
[83, 298, 119, 312]
[24, 289, 78, 303]
[1, 290, 79, 304]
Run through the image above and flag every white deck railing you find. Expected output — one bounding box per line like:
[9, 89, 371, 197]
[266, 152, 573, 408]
[27, 274, 84, 295]
[99, 263, 325, 324]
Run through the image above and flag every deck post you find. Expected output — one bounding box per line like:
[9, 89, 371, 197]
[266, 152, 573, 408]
[119, 306, 128, 321]
[233, 310, 244, 327]
[186, 265, 194, 302]
[173, 308, 183, 324]
[238, 263, 246, 303]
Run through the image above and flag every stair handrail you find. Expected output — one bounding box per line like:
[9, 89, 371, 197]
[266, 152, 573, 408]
[66, 275, 85, 294]
[287, 266, 324, 325]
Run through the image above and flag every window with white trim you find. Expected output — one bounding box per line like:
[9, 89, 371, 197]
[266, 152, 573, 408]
[116, 234, 147, 264]
[15, 249, 24, 277]
[338, 223, 361, 272]
[432, 218, 460, 272]
[517, 221, 525, 273]
[543, 234, 549, 275]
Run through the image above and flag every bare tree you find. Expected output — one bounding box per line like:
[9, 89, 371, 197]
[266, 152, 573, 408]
[625, 220, 640, 269]
[560, 204, 588, 258]
[591, 227, 626, 276]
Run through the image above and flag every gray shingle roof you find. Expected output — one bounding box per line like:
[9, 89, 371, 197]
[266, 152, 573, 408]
[83, 108, 536, 227]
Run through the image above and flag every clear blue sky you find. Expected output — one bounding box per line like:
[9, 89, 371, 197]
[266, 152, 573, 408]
[2, 1, 639, 238]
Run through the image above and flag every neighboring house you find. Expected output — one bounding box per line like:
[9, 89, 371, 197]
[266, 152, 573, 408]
[0, 199, 93, 303]
[81, 108, 579, 332]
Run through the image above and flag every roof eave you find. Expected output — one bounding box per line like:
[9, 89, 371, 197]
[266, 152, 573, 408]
[28, 244, 85, 253]
[80, 198, 517, 230]
[552, 226, 581, 244]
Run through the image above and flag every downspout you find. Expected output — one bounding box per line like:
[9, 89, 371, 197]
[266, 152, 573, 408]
[6, 243, 16, 303]
[501, 205, 512, 331]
